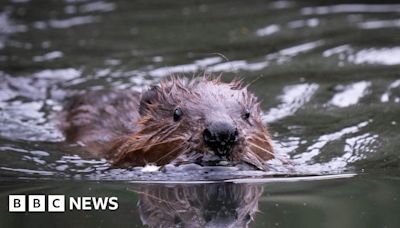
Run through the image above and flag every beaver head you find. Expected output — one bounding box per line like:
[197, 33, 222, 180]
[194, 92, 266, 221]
[111, 77, 273, 170]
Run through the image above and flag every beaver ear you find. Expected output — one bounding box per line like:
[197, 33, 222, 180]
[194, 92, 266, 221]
[139, 85, 160, 115]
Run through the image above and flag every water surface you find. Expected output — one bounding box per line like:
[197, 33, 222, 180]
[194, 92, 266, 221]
[1, 0, 400, 227]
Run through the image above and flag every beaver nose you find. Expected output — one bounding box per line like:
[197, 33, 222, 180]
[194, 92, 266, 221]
[203, 121, 238, 156]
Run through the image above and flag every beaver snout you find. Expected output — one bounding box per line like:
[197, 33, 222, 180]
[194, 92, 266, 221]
[203, 121, 238, 157]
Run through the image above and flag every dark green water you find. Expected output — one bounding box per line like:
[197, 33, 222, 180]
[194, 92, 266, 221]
[1, 0, 400, 227]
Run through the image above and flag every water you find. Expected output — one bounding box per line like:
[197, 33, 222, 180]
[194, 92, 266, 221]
[1, 0, 400, 227]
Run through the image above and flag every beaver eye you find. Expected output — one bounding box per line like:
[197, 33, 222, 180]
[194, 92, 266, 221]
[173, 107, 183, 121]
[243, 108, 250, 119]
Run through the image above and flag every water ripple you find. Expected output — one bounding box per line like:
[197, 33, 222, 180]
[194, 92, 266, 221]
[255, 24, 280, 37]
[33, 51, 64, 62]
[329, 81, 371, 107]
[263, 83, 319, 123]
[0, 167, 54, 176]
[323, 45, 400, 66]
[381, 79, 400, 103]
[302, 4, 400, 15]
[79, 1, 116, 13]
[33, 16, 99, 30]
[294, 120, 371, 164]
[0, 10, 27, 34]
[359, 19, 400, 30]
[149, 57, 222, 77]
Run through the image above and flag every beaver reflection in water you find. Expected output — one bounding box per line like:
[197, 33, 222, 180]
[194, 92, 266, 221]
[137, 183, 263, 228]
[60, 77, 274, 170]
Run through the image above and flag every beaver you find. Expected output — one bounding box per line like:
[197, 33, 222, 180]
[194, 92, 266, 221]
[60, 76, 274, 170]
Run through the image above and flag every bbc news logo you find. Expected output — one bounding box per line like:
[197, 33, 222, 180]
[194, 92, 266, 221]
[9, 195, 119, 212]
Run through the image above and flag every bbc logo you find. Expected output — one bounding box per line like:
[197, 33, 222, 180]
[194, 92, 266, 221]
[9, 195, 119, 212]
[9, 195, 65, 212]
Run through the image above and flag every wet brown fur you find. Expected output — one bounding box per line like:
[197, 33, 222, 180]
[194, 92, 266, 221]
[60, 76, 274, 170]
